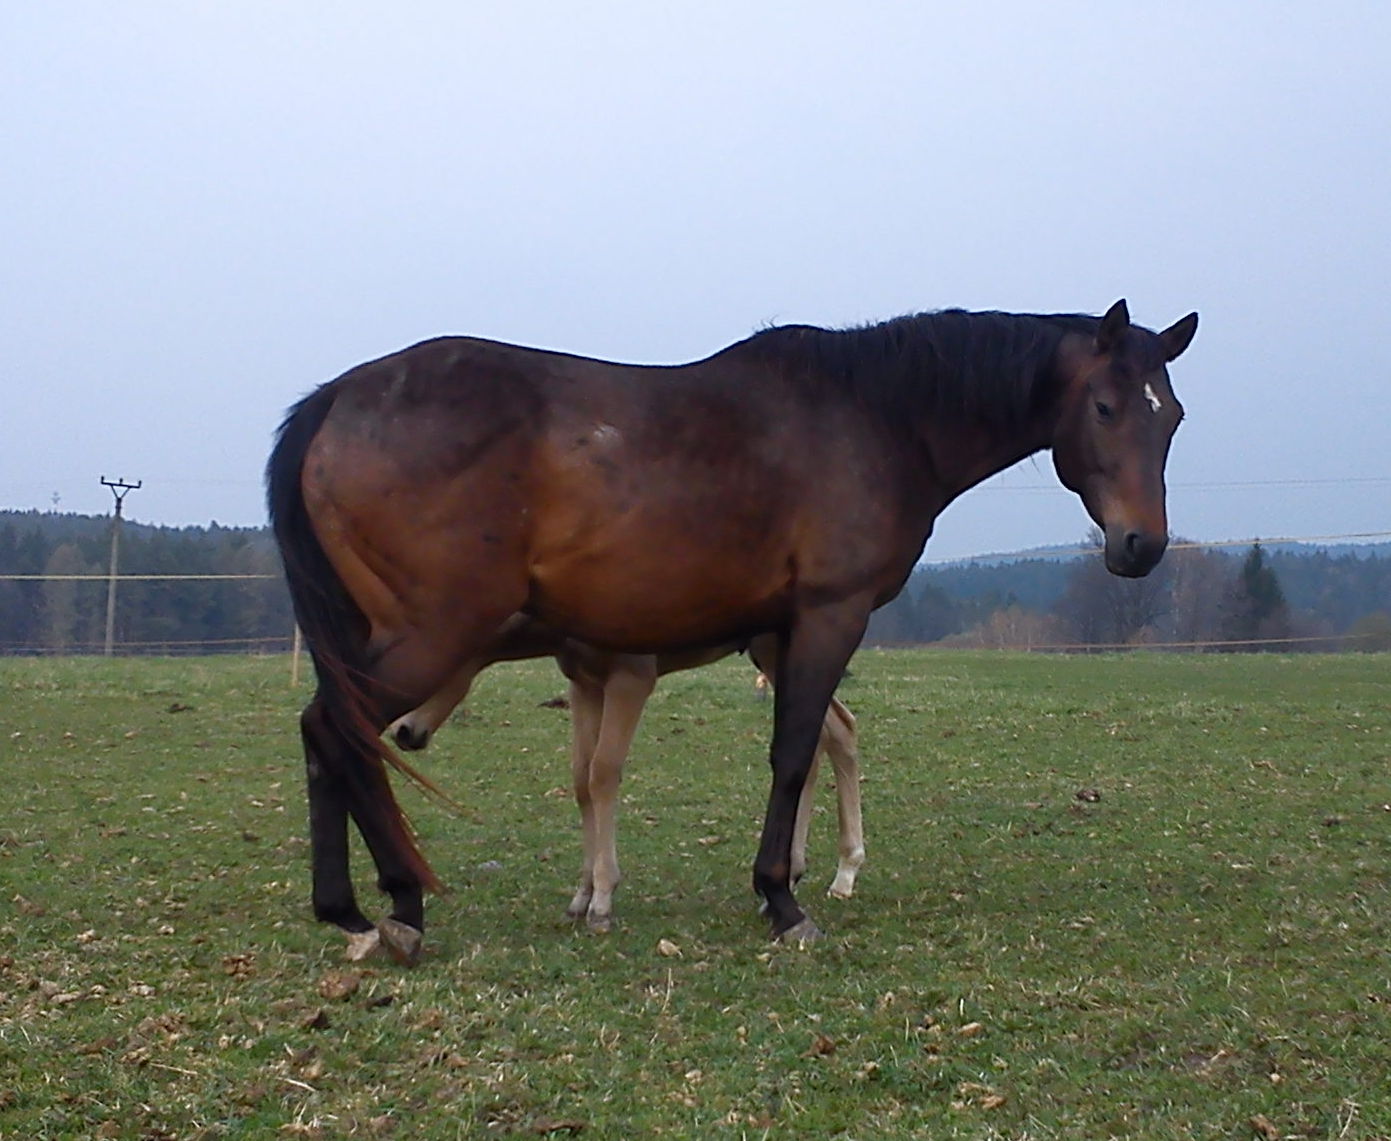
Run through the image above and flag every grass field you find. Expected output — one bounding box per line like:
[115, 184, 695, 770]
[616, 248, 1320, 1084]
[1, 650, 1389, 1140]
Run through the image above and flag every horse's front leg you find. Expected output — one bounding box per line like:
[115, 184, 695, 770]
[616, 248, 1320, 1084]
[749, 637, 821, 885]
[754, 603, 870, 941]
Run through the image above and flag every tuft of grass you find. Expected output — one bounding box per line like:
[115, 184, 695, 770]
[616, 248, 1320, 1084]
[2, 650, 1389, 1138]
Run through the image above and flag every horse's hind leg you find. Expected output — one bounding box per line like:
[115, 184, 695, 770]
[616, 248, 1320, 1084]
[304, 691, 432, 962]
[320, 623, 511, 965]
[388, 658, 483, 751]
[356, 634, 510, 963]
[301, 696, 375, 940]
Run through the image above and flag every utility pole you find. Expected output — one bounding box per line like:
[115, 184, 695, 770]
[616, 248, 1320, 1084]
[101, 477, 141, 656]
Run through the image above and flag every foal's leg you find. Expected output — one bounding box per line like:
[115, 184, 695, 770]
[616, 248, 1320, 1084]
[754, 604, 870, 940]
[578, 661, 656, 931]
[565, 675, 604, 923]
[788, 702, 865, 897]
[822, 698, 865, 899]
[790, 748, 822, 887]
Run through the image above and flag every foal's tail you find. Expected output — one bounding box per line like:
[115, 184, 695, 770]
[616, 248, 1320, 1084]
[267, 382, 442, 894]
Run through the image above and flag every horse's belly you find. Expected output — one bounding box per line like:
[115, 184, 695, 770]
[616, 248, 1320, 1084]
[527, 548, 790, 652]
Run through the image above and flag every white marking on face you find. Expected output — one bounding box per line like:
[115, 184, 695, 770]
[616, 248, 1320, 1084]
[592, 423, 621, 445]
[1143, 383, 1163, 413]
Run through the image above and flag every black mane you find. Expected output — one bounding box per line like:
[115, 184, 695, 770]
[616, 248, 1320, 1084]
[746, 310, 1101, 428]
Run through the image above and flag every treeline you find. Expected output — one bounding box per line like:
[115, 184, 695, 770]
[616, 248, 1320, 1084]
[0, 510, 291, 654]
[2, 511, 1389, 654]
[865, 535, 1391, 651]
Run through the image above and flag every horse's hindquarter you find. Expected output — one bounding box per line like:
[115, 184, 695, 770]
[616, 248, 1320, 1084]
[301, 339, 546, 644]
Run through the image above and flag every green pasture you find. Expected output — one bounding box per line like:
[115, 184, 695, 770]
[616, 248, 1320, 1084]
[1, 650, 1389, 1139]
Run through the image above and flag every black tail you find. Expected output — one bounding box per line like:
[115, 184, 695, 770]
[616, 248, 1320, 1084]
[267, 383, 443, 893]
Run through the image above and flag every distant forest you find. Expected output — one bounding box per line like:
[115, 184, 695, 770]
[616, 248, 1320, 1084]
[864, 536, 1391, 651]
[0, 510, 290, 654]
[2, 510, 1389, 654]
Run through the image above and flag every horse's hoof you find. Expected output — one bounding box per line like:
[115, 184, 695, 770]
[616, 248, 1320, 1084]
[392, 724, 430, 752]
[775, 916, 823, 945]
[378, 918, 424, 966]
[343, 928, 383, 962]
[586, 912, 613, 934]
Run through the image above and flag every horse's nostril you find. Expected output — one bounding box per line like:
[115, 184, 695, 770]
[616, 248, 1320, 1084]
[1125, 531, 1142, 558]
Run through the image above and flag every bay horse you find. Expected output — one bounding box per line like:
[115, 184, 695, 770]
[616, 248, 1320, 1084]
[268, 298, 1197, 963]
[381, 623, 864, 940]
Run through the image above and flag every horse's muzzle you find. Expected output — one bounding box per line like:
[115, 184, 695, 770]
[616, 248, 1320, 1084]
[1105, 529, 1168, 578]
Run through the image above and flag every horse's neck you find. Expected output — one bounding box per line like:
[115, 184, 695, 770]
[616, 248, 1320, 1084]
[920, 414, 1054, 507]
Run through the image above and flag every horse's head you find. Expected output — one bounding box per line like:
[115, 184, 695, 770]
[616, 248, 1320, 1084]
[1052, 300, 1198, 578]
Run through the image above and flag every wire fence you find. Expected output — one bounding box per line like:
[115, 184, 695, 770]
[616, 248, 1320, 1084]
[1, 530, 1388, 657]
[875, 631, 1391, 653]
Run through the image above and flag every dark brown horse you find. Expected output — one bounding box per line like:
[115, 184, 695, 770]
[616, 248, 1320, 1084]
[268, 299, 1197, 962]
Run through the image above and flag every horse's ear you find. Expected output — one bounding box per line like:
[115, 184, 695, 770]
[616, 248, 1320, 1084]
[1096, 299, 1130, 353]
[1159, 312, 1199, 362]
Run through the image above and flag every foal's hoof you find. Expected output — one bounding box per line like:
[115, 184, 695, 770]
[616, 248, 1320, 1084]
[378, 918, 424, 967]
[775, 917, 824, 946]
[343, 928, 383, 962]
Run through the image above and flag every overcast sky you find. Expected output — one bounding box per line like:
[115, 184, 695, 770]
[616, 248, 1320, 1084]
[4, 2, 1388, 561]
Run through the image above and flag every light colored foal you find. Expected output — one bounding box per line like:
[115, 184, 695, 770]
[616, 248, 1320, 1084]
[388, 623, 865, 932]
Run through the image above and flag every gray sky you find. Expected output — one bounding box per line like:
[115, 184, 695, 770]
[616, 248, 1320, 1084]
[5, 2, 1389, 561]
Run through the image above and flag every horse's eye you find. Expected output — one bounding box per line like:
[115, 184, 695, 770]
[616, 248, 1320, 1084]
[1095, 401, 1114, 421]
